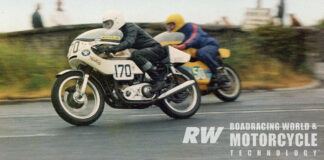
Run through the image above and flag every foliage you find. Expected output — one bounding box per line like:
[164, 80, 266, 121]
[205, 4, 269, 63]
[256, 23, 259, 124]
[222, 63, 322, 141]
[222, 26, 311, 85]
[0, 42, 68, 91]
[246, 26, 307, 70]
[0, 25, 313, 98]
[316, 19, 324, 28]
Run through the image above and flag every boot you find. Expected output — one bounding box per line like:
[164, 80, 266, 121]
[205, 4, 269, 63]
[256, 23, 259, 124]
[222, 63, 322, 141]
[211, 74, 230, 84]
[210, 67, 230, 84]
[150, 81, 166, 93]
[146, 67, 167, 93]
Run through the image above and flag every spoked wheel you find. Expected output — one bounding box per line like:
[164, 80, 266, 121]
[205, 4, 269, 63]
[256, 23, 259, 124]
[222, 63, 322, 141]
[51, 72, 104, 126]
[159, 67, 201, 119]
[213, 64, 241, 102]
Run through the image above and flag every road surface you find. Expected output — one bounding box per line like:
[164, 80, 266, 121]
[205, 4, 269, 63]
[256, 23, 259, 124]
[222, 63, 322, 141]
[0, 85, 323, 160]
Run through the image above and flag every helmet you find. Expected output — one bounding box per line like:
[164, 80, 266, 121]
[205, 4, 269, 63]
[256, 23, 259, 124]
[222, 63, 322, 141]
[166, 13, 185, 32]
[102, 10, 125, 30]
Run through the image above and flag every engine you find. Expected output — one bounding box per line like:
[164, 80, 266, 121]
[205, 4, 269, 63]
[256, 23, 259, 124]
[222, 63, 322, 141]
[122, 83, 156, 101]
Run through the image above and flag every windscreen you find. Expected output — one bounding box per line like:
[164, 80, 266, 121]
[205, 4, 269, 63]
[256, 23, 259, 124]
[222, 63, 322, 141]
[154, 31, 185, 43]
[75, 28, 123, 43]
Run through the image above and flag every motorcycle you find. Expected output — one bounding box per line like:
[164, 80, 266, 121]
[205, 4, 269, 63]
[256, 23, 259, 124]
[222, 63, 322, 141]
[51, 28, 201, 126]
[154, 32, 241, 102]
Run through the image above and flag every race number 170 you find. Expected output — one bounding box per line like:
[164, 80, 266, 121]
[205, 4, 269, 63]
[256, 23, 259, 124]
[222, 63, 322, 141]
[114, 64, 133, 80]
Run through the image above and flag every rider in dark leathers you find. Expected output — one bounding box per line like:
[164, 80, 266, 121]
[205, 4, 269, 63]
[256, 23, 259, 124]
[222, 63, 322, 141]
[97, 10, 167, 92]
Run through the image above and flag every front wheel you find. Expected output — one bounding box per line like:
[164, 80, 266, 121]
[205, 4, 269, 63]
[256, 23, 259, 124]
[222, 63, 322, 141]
[159, 67, 201, 119]
[213, 64, 241, 102]
[51, 71, 104, 126]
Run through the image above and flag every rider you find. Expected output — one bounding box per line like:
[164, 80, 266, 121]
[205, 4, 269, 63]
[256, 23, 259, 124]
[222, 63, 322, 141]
[165, 13, 227, 84]
[96, 10, 167, 92]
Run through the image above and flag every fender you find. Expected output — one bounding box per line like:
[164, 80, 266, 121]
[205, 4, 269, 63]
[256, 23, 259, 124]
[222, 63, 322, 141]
[56, 69, 84, 78]
[55, 69, 107, 96]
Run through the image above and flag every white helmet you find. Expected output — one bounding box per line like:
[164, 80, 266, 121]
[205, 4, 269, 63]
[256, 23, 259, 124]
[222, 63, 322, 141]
[102, 10, 125, 30]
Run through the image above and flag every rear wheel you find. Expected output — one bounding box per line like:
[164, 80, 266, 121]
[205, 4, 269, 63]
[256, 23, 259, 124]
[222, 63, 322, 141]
[213, 64, 241, 102]
[159, 67, 201, 119]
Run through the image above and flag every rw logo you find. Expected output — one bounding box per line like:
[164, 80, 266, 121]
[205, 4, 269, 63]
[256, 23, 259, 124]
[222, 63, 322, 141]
[183, 127, 224, 144]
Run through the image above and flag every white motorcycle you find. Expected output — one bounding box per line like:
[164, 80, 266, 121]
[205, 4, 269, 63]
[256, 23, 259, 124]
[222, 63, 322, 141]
[51, 29, 201, 126]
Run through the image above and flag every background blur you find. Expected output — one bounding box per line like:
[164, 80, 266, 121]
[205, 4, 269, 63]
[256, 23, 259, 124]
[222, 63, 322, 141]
[1, 0, 324, 32]
[0, 0, 324, 99]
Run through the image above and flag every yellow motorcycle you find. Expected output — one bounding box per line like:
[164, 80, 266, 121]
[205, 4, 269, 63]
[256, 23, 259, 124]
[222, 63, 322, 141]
[155, 32, 241, 102]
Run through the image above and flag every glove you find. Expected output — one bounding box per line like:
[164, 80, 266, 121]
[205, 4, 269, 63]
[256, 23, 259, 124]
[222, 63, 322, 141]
[91, 44, 116, 55]
[104, 47, 116, 55]
[91, 44, 105, 53]
[173, 44, 186, 50]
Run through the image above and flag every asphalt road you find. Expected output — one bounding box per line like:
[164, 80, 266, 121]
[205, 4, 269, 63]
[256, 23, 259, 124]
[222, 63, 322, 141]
[0, 85, 324, 160]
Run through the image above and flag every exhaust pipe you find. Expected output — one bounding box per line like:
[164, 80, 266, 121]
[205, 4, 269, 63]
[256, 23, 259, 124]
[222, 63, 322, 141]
[157, 80, 195, 100]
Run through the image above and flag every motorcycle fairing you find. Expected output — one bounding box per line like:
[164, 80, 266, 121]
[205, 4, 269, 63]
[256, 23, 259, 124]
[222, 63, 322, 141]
[181, 61, 212, 91]
[68, 40, 143, 78]
[182, 48, 231, 59]
[168, 46, 191, 63]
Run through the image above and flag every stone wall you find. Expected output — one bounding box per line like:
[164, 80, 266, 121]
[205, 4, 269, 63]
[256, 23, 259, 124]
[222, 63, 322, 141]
[0, 23, 322, 64]
[0, 23, 243, 56]
[0, 24, 102, 55]
[305, 28, 324, 62]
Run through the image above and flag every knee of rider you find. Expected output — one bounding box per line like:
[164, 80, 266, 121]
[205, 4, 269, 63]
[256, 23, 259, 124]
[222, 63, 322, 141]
[196, 51, 208, 60]
[131, 51, 139, 60]
[196, 51, 203, 58]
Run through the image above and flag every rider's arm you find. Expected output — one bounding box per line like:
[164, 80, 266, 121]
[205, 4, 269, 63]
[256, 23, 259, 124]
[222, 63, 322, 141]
[183, 23, 200, 48]
[175, 23, 200, 50]
[110, 24, 138, 52]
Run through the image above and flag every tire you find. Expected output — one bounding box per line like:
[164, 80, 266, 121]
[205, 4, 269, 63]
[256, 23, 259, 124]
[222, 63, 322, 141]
[159, 67, 201, 119]
[213, 64, 241, 102]
[51, 72, 105, 126]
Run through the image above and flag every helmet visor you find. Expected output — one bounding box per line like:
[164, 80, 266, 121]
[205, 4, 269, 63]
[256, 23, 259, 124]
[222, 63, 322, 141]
[103, 20, 114, 29]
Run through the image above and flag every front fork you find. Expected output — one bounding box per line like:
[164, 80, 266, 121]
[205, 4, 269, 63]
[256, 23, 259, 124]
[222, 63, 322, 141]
[77, 66, 93, 96]
[80, 74, 89, 95]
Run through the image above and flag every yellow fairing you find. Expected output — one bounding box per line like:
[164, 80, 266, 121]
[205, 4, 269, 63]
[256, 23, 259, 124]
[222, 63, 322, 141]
[219, 48, 231, 58]
[182, 48, 231, 59]
[160, 41, 182, 46]
[158, 40, 231, 59]
[183, 48, 198, 58]
[183, 61, 211, 91]
[181, 48, 231, 91]
[183, 61, 211, 84]
[101, 36, 121, 40]
[198, 85, 208, 91]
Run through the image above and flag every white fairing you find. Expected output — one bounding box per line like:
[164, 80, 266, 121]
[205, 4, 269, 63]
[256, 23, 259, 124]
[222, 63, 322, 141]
[66, 29, 191, 80]
[68, 41, 143, 76]
[67, 29, 143, 80]
[168, 46, 191, 63]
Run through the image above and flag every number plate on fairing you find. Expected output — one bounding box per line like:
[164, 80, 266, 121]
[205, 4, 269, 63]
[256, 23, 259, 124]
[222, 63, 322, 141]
[113, 62, 134, 80]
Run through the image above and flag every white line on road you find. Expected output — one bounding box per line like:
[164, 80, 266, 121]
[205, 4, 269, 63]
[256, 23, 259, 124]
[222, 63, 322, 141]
[0, 113, 58, 119]
[1, 125, 323, 139]
[0, 133, 57, 139]
[198, 108, 324, 115]
[0, 112, 125, 119]
[1, 108, 323, 119]
[130, 108, 324, 117]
